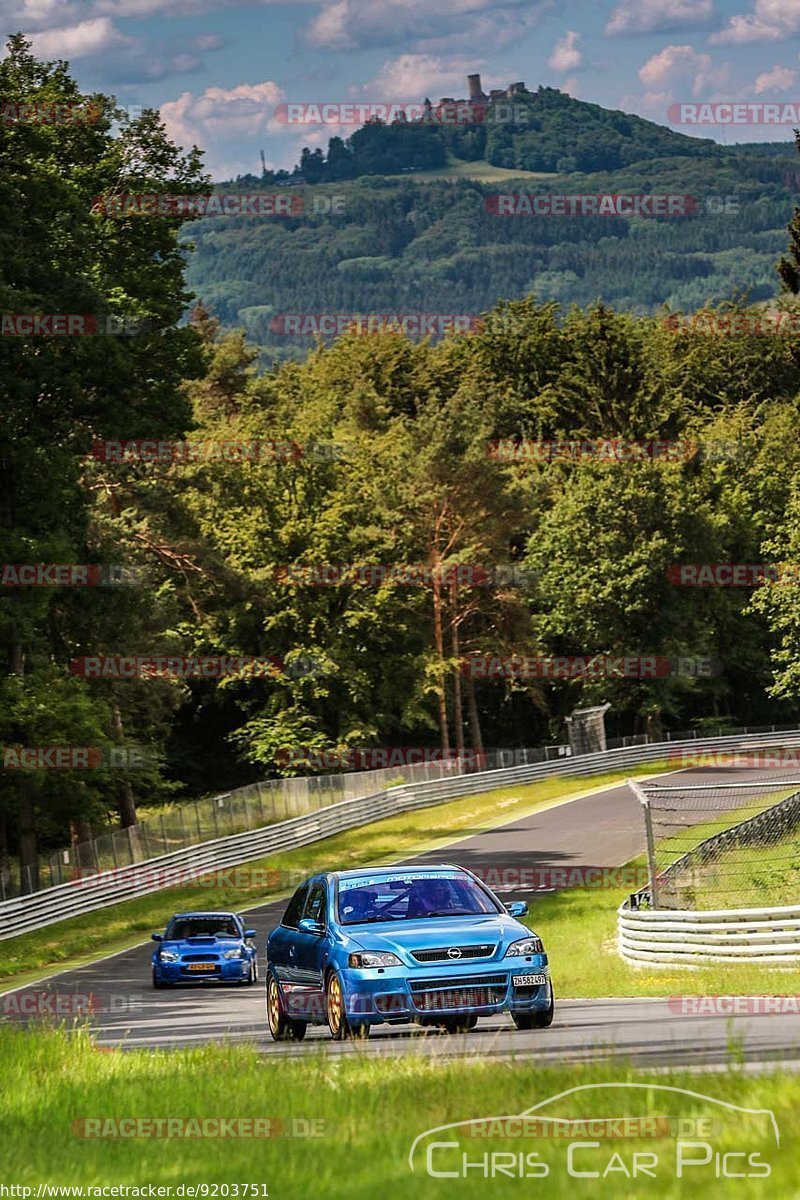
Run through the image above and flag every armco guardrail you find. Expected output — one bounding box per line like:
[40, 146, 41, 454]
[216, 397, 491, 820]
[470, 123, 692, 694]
[3, 727, 800, 940]
[618, 904, 800, 966]
[619, 785, 800, 966]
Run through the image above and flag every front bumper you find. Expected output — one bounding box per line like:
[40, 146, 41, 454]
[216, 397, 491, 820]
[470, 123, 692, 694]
[153, 957, 251, 983]
[339, 955, 550, 1024]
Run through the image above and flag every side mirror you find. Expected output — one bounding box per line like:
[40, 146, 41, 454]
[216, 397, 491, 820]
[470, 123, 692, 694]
[505, 901, 529, 918]
[151, 933, 163, 942]
[244, 929, 256, 940]
[298, 917, 325, 935]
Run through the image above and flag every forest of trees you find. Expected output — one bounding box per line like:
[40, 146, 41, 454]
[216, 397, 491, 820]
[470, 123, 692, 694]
[192, 157, 800, 364]
[8, 38, 800, 889]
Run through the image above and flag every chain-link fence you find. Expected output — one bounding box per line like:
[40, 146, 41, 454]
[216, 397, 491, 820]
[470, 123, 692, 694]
[6, 719, 800, 901]
[631, 774, 800, 909]
[3, 745, 575, 900]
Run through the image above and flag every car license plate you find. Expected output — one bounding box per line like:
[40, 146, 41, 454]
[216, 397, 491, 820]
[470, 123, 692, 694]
[187, 963, 216, 972]
[513, 973, 547, 986]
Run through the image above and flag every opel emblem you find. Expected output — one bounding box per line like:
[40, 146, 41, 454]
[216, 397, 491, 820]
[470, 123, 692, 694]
[447, 947, 462, 960]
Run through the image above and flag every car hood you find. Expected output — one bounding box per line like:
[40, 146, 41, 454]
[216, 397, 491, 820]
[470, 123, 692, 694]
[343, 913, 531, 954]
[161, 937, 243, 953]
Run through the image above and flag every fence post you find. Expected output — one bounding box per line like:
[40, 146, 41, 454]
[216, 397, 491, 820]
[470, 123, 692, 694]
[628, 778, 660, 909]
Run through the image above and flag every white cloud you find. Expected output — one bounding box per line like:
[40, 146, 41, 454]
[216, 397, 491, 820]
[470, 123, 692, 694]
[304, 0, 353, 50]
[606, 0, 714, 35]
[548, 30, 582, 72]
[304, 0, 550, 54]
[159, 80, 290, 174]
[353, 54, 492, 102]
[754, 65, 797, 93]
[29, 16, 125, 58]
[712, 0, 800, 44]
[639, 44, 710, 89]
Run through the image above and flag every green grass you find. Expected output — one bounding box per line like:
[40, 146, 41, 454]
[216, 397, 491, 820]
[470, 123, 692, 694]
[390, 155, 558, 182]
[0, 1027, 796, 1197]
[670, 831, 800, 911]
[0, 763, 671, 989]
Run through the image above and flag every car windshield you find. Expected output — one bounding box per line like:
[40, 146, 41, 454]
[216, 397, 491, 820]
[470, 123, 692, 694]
[337, 873, 499, 924]
[165, 916, 239, 940]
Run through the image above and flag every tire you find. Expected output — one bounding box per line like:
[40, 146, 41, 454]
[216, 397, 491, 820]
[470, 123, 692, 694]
[152, 967, 170, 990]
[325, 971, 370, 1041]
[439, 1015, 478, 1033]
[512, 982, 554, 1030]
[244, 957, 258, 986]
[266, 972, 307, 1042]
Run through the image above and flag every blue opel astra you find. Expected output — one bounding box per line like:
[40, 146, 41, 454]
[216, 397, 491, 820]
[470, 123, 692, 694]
[151, 911, 258, 987]
[265, 865, 553, 1040]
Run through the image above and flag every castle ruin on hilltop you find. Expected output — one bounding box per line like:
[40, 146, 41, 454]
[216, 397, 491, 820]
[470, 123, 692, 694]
[429, 74, 526, 112]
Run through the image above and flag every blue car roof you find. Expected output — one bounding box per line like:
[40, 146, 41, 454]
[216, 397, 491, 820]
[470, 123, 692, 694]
[169, 911, 239, 919]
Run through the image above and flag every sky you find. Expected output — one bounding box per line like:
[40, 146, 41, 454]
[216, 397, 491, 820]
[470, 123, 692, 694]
[2, 0, 800, 179]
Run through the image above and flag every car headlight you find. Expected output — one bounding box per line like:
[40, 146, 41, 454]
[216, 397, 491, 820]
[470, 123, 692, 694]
[159, 950, 180, 963]
[505, 936, 544, 956]
[223, 948, 246, 959]
[347, 951, 402, 968]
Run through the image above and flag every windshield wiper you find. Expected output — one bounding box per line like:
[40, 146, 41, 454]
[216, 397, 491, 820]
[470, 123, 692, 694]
[344, 914, 403, 924]
[423, 909, 475, 917]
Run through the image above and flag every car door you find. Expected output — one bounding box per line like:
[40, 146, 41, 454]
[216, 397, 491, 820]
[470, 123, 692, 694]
[268, 883, 308, 983]
[293, 877, 330, 1005]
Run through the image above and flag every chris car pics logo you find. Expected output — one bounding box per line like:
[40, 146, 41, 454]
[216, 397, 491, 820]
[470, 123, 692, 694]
[408, 1083, 779, 1181]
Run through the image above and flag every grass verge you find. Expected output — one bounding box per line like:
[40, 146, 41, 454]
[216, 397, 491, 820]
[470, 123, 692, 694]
[0, 1026, 795, 1198]
[0, 762, 672, 989]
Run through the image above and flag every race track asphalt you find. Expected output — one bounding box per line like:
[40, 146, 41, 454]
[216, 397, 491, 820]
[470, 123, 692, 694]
[4, 764, 800, 1068]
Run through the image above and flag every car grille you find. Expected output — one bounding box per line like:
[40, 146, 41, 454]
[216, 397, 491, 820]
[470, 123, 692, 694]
[409, 973, 507, 1011]
[411, 944, 496, 963]
[183, 953, 220, 962]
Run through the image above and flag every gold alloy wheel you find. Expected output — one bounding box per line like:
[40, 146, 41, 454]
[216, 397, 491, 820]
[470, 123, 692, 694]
[327, 973, 343, 1034]
[267, 976, 281, 1034]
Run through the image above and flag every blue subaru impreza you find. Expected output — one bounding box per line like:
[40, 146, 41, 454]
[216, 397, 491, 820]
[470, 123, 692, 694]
[151, 911, 258, 987]
[265, 865, 553, 1040]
